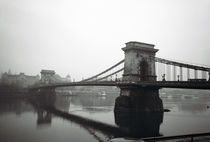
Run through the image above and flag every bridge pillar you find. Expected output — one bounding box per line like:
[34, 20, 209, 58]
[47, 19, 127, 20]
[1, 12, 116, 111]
[122, 41, 158, 82]
[115, 41, 163, 113]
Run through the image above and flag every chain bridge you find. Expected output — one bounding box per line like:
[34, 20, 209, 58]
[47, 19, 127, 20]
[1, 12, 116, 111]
[29, 41, 210, 113]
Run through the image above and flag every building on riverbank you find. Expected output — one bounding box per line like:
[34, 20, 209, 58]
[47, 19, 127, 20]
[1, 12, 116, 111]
[1, 72, 40, 88]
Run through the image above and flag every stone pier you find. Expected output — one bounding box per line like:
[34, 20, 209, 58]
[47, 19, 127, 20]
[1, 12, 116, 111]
[115, 41, 163, 113]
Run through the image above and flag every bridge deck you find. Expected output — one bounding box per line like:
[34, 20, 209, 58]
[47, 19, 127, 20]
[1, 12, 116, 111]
[119, 81, 210, 89]
[30, 81, 210, 90]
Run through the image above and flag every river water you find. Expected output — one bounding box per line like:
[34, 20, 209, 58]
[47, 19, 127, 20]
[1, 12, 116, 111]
[0, 88, 210, 142]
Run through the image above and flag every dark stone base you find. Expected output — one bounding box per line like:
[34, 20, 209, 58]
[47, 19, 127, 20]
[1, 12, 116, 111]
[114, 111, 163, 138]
[114, 87, 163, 113]
[28, 89, 56, 108]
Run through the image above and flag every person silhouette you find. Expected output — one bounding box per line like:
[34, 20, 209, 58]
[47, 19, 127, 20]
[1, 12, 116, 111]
[162, 74, 166, 81]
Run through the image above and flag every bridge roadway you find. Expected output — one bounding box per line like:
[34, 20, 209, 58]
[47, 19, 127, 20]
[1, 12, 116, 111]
[30, 81, 210, 90]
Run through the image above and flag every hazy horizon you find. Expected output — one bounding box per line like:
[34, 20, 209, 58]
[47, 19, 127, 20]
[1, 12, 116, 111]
[0, 0, 210, 80]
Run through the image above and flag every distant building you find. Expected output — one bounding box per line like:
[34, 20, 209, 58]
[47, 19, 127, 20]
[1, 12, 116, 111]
[66, 74, 71, 82]
[1, 72, 40, 88]
[53, 74, 71, 83]
[40, 70, 71, 84]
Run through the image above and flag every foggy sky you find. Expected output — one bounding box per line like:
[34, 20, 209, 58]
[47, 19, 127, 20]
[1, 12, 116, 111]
[0, 0, 210, 80]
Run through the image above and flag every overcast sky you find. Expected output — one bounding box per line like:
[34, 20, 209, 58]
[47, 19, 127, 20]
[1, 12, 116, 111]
[0, 0, 210, 80]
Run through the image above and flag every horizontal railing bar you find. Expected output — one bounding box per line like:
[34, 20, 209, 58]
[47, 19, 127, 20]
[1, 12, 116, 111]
[142, 132, 210, 141]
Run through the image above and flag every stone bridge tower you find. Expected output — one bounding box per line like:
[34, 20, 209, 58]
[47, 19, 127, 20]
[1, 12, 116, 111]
[115, 41, 163, 113]
[40, 70, 55, 84]
[122, 41, 158, 82]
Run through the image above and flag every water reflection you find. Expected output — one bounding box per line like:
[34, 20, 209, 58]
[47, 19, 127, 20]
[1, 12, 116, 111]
[55, 95, 115, 113]
[28, 89, 56, 108]
[0, 88, 210, 142]
[114, 111, 163, 138]
[36, 108, 52, 127]
[0, 98, 33, 115]
[162, 96, 210, 113]
[160, 89, 210, 114]
[28, 90, 164, 139]
[28, 89, 210, 139]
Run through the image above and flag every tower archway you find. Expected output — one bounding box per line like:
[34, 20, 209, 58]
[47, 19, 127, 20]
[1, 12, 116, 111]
[140, 59, 149, 81]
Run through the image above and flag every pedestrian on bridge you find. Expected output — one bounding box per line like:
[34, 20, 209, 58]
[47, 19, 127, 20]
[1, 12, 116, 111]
[162, 74, 166, 81]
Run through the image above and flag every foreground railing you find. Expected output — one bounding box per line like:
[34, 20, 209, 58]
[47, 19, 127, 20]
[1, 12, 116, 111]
[142, 132, 210, 142]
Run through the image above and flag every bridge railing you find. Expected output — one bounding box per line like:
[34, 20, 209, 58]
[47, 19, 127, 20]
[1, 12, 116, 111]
[142, 132, 210, 142]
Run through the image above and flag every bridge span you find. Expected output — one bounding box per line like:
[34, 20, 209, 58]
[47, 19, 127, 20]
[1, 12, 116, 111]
[30, 41, 210, 113]
[30, 81, 210, 90]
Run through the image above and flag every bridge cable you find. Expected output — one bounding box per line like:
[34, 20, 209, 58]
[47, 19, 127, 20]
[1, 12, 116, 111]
[81, 59, 124, 82]
[155, 57, 210, 71]
[95, 68, 124, 81]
